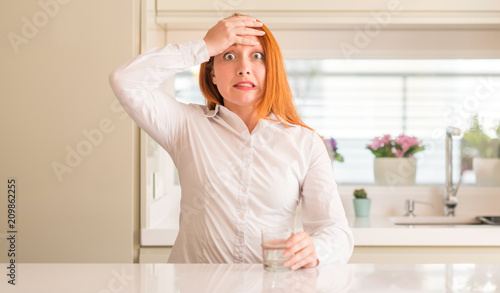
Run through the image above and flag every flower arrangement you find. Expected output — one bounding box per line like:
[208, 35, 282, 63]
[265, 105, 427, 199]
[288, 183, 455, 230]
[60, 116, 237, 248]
[367, 134, 425, 158]
[322, 137, 344, 162]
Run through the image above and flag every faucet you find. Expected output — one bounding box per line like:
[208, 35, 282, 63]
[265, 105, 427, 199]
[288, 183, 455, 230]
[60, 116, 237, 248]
[404, 199, 434, 217]
[444, 127, 462, 216]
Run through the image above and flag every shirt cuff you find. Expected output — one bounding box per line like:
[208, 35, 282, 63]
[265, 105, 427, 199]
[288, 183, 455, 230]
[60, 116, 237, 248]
[179, 39, 211, 67]
[313, 234, 352, 267]
[313, 237, 331, 267]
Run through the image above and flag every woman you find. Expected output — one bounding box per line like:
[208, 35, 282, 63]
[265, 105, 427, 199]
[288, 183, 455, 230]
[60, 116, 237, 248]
[109, 14, 353, 270]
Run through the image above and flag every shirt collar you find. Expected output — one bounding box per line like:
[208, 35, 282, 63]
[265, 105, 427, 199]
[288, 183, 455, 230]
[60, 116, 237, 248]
[205, 105, 291, 123]
[204, 104, 297, 133]
[203, 104, 221, 118]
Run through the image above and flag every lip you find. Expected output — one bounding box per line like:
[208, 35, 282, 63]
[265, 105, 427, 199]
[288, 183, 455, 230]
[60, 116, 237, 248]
[233, 81, 257, 90]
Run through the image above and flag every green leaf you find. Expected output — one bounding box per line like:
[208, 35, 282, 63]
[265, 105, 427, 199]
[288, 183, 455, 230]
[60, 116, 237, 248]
[334, 153, 344, 163]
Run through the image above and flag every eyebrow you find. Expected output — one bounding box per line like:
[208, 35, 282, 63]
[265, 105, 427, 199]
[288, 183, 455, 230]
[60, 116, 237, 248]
[231, 43, 260, 48]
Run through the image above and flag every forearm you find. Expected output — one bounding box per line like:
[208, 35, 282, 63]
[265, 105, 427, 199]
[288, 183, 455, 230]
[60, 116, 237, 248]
[301, 132, 355, 266]
[109, 40, 209, 102]
[107, 40, 209, 150]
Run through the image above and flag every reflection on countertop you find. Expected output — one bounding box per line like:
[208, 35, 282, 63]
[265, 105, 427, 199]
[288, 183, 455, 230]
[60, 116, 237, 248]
[171, 263, 352, 293]
[1, 263, 499, 292]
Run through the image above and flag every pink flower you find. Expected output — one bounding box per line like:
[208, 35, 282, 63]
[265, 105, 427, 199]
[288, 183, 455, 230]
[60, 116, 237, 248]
[395, 135, 420, 148]
[368, 133, 425, 158]
[381, 134, 391, 145]
[367, 135, 391, 150]
[367, 139, 380, 150]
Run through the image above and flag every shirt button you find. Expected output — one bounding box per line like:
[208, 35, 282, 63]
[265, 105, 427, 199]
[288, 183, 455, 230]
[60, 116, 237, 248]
[242, 186, 248, 193]
[239, 213, 244, 219]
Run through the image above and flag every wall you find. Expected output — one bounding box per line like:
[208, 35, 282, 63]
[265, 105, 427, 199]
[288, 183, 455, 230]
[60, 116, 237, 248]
[338, 186, 500, 217]
[0, 0, 140, 263]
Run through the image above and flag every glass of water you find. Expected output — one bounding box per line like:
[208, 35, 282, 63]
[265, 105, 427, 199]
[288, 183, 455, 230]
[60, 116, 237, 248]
[261, 227, 293, 271]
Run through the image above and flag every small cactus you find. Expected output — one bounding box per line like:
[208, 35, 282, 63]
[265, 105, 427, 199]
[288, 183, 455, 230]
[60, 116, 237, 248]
[353, 188, 368, 199]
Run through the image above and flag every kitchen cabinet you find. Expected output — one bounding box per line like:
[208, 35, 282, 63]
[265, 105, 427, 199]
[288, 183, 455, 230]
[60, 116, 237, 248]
[155, 0, 500, 28]
[157, 0, 500, 12]
[350, 216, 500, 263]
[352, 246, 500, 264]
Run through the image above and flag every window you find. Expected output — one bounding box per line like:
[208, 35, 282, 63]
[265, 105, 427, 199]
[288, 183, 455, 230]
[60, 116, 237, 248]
[174, 59, 500, 185]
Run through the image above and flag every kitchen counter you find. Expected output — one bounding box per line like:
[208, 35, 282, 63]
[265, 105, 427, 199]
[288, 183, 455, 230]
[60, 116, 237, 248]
[348, 216, 500, 246]
[2, 263, 498, 292]
[140, 216, 500, 264]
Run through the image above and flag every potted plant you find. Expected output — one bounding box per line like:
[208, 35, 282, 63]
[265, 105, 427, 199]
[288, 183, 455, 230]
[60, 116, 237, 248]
[322, 137, 344, 163]
[462, 115, 500, 186]
[366, 134, 425, 185]
[353, 188, 371, 217]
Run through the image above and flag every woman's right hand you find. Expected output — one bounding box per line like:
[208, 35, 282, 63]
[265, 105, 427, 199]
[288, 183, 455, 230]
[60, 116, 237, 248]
[203, 15, 265, 57]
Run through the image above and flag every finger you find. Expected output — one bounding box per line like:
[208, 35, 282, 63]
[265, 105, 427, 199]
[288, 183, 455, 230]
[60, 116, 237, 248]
[234, 36, 260, 46]
[286, 241, 317, 269]
[283, 237, 309, 257]
[301, 258, 319, 269]
[290, 254, 317, 270]
[285, 253, 316, 270]
[284, 242, 314, 265]
[285, 232, 307, 249]
[234, 27, 265, 37]
[225, 16, 263, 28]
[283, 233, 305, 256]
[232, 19, 263, 29]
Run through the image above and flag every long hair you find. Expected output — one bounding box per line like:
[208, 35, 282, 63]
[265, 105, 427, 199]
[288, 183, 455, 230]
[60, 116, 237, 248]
[199, 16, 312, 131]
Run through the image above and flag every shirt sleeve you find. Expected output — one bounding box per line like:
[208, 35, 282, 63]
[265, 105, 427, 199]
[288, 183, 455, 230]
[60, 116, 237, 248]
[300, 132, 354, 265]
[108, 40, 210, 153]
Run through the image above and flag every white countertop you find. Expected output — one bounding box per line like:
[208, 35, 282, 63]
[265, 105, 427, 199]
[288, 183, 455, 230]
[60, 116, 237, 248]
[2, 263, 498, 292]
[142, 216, 500, 247]
[349, 216, 500, 246]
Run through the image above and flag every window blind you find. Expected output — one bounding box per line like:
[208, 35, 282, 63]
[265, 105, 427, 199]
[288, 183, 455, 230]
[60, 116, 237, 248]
[174, 59, 500, 184]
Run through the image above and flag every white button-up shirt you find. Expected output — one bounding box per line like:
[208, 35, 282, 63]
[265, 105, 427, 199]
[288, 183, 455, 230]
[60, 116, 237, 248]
[109, 40, 354, 265]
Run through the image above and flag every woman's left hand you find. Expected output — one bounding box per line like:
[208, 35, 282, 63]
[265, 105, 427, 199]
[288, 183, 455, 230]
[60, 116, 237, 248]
[282, 232, 319, 270]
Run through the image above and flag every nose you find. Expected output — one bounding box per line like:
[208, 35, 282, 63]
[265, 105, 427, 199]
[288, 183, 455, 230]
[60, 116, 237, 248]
[236, 59, 251, 76]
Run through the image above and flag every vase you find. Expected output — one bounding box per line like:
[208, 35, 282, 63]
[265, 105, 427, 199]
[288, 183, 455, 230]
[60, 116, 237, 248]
[473, 158, 500, 186]
[353, 198, 371, 218]
[374, 157, 417, 186]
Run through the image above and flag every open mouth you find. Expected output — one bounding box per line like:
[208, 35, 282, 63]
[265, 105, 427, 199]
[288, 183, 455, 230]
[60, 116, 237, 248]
[233, 81, 256, 89]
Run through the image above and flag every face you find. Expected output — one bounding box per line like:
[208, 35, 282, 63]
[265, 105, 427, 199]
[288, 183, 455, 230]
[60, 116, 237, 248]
[212, 36, 266, 111]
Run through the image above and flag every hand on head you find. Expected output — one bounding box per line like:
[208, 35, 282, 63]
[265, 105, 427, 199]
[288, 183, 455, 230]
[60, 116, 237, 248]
[203, 15, 265, 57]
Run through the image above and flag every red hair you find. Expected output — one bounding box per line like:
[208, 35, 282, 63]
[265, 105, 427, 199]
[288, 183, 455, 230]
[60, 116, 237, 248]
[199, 16, 312, 131]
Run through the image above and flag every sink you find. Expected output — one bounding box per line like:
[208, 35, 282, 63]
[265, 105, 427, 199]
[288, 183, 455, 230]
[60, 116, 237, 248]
[389, 216, 481, 225]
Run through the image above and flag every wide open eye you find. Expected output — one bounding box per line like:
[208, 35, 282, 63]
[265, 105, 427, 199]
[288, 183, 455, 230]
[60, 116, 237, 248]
[223, 53, 236, 61]
[252, 52, 264, 60]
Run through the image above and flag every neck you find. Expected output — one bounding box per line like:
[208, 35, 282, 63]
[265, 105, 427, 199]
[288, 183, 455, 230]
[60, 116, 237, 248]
[226, 105, 260, 133]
